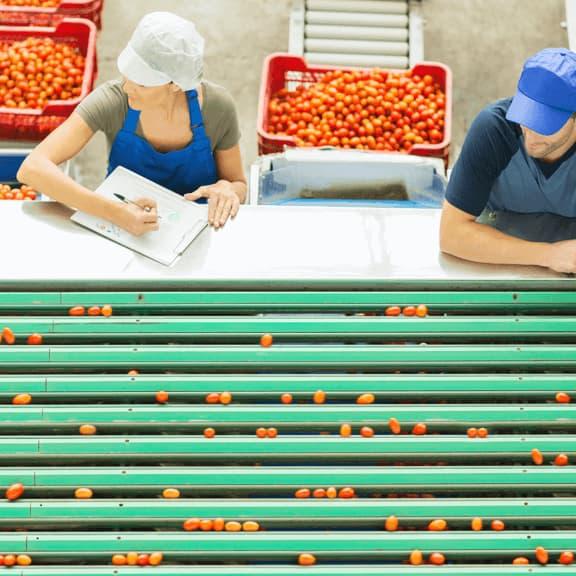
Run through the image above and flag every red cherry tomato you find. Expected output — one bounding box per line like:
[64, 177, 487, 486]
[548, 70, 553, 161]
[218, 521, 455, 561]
[5, 482, 24, 501]
[27, 333, 43, 345]
[68, 306, 85, 316]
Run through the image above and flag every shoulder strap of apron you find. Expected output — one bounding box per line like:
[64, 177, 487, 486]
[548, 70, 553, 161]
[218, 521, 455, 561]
[187, 89, 210, 140]
[123, 108, 140, 133]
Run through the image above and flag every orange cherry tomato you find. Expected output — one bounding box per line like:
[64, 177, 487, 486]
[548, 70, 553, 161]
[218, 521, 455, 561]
[416, 304, 428, 317]
[125, 552, 138, 566]
[471, 517, 483, 531]
[429, 552, 446, 565]
[559, 551, 575, 565]
[357, 393, 375, 404]
[162, 488, 180, 499]
[403, 306, 417, 317]
[339, 424, 352, 437]
[87, 306, 101, 316]
[491, 519, 505, 531]
[535, 546, 549, 565]
[256, 427, 267, 438]
[203, 427, 216, 438]
[260, 333, 273, 347]
[148, 552, 163, 566]
[409, 549, 423, 565]
[313, 389, 326, 404]
[412, 422, 427, 435]
[360, 426, 374, 438]
[127, 369, 139, 376]
[183, 518, 200, 531]
[206, 392, 220, 404]
[298, 553, 317, 566]
[220, 391, 232, 405]
[6, 482, 24, 501]
[101, 305, 113, 317]
[112, 554, 127, 565]
[295, 488, 311, 499]
[428, 519, 447, 531]
[326, 487, 337, 499]
[199, 518, 213, 531]
[531, 448, 544, 465]
[2, 327, 15, 344]
[242, 520, 260, 531]
[74, 487, 93, 499]
[477, 427, 488, 438]
[27, 333, 43, 345]
[385, 515, 399, 531]
[313, 488, 326, 498]
[225, 521, 242, 532]
[512, 557, 530, 565]
[555, 391, 571, 403]
[68, 306, 85, 316]
[12, 393, 32, 405]
[3, 555, 16, 567]
[555, 453, 569, 466]
[388, 417, 401, 435]
[338, 487, 355, 498]
[213, 518, 225, 531]
[79, 424, 96, 435]
[280, 393, 293, 404]
[155, 390, 169, 404]
[466, 427, 478, 438]
[267, 427, 278, 438]
[16, 555, 32, 567]
[385, 306, 401, 317]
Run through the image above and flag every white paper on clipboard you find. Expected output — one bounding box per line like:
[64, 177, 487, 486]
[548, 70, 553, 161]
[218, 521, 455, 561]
[71, 167, 208, 266]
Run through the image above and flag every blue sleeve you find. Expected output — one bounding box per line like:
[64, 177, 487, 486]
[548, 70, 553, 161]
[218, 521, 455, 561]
[446, 102, 519, 216]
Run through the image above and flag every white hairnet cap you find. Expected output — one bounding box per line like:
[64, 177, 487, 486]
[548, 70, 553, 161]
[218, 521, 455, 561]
[117, 12, 204, 92]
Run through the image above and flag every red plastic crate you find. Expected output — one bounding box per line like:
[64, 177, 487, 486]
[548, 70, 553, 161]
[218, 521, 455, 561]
[0, 18, 97, 140]
[257, 53, 452, 162]
[0, 0, 104, 29]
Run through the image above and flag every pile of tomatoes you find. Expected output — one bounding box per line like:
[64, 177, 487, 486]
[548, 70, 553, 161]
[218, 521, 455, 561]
[0, 184, 37, 200]
[266, 68, 446, 152]
[0, 1, 59, 7]
[0, 36, 85, 109]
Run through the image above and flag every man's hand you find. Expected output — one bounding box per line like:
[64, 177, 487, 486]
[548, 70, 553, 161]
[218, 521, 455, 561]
[115, 198, 159, 237]
[545, 239, 576, 273]
[185, 181, 240, 229]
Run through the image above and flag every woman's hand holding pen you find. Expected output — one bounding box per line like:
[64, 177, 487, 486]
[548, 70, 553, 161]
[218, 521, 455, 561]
[185, 181, 240, 229]
[114, 197, 159, 236]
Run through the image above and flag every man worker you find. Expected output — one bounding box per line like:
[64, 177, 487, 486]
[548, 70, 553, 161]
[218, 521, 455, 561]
[440, 48, 576, 273]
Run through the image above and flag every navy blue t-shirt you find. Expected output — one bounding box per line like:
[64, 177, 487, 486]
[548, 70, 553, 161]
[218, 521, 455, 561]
[446, 98, 576, 216]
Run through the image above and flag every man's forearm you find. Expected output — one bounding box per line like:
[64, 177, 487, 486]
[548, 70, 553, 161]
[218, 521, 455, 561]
[440, 218, 551, 267]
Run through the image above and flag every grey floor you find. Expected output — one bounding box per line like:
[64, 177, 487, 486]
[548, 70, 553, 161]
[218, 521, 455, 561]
[76, 0, 568, 189]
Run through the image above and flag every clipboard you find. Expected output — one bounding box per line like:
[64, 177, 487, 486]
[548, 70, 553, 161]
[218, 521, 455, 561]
[71, 167, 209, 266]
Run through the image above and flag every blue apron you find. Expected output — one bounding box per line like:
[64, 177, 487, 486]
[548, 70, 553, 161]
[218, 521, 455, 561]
[480, 137, 576, 242]
[107, 88, 218, 196]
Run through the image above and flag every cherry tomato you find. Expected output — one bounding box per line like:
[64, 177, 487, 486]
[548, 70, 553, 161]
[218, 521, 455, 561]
[555, 391, 571, 403]
[183, 518, 200, 531]
[3, 555, 16, 567]
[12, 393, 32, 405]
[137, 554, 149, 566]
[295, 488, 311, 498]
[313, 488, 326, 498]
[260, 333, 273, 347]
[220, 391, 232, 405]
[555, 453, 569, 466]
[242, 520, 260, 531]
[87, 306, 101, 316]
[313, 389, 326, 404]
[385, 515, 399, 531]
[225, 521, 242, 532]
[68, 306, 85, 316]
[127, 369, 139, 376]
[385, 306, 401, 316]
[162, 488, 180, 499]
[471, 517, 483, 531]
[211, 518, 223, 531]
[326, 486, 337, 499]
[531, 448, 544, 465]
[559, 551, 575, 565]
[428, 519, 447, 531]
[403, 306, 417, 317]
[429, 552, 446, 565]
[298, 553, 317, 566]
[5, 482, 24, 501]
[203, 427, 216, 438]
[155, 390, 169, 404]
[126, 552, 138, 566]
[491, 519, 505, 531]
[339, 423, 352, 437]
[412, 422, 427, 435]
[467, 427, 478, 438]
[256, 427, 267, 438]
[101, 305, 113, 317]
[512, 557, 530, 565]
[199, 519, 213, 531]
[388, 417, 401, 435]
[409, 549, 423, 565]
[535, 546, 548, 565]
[338, 487, 355, 498]
[280, 393, 293, 404]
[79, 424, 96, 435]
[206, 392, 220, 404]
[112, 554, 127, 565]
[267, 427, 278, 438]
[27, 333, 43, 345]
[416, 304, 428, 317]
[74, 487, 93, 499]
[356, 393, 375, 404]
[477, 427, 488, 438]
[2, 326, 15, 344]
[360, 426, 374, 437]
[148, 552, 163, 566]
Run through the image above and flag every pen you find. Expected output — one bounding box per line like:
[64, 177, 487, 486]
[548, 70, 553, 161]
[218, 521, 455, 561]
[114, 192, 161, 219]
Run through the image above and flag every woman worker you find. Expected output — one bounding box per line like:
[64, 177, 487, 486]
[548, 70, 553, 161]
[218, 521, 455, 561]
[18, 11, 246, 235]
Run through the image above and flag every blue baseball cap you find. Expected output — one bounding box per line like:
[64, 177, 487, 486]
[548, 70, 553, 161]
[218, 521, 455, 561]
[506, 48, 576, 136]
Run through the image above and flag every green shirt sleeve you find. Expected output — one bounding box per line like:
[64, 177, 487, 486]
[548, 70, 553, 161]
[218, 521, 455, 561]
[203, 82, 241, 151]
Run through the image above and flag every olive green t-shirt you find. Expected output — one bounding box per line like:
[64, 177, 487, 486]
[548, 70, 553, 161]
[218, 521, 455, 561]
[76, 79, 241, 153]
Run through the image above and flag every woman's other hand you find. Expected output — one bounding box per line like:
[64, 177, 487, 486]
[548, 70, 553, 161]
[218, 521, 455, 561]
[185, 181, 240, 229]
